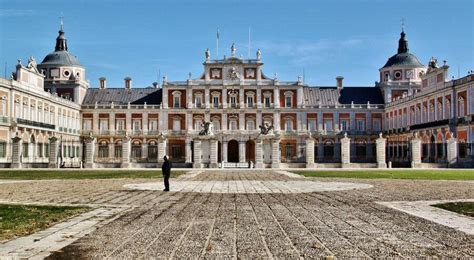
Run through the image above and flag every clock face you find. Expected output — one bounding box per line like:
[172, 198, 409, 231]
[406, 70, 414, 79]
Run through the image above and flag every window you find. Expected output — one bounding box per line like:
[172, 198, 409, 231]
[213, 96, 219, 108]
[229, 120, 238, 130]
[308, 119, 317, 131]
[173, 96, 180, 108]
[22, 143, 28, 157]
[116, 119, 125, 131]
[285, 96, 292, 108]
[246, 94, 254, 108]
[99, 119, 109, 133]
[114, 142, 122, 158]
[247, 120, 255, 130]
[83, 119, 92, 130]
[45, 144, 50, 157]
[230, 96, 237, 108]
[172, 145, 182, 159]
[15, 102, 20, 118]
[212, 119, 220, 131]
[373, 119, 381, 132]
[149, 120, 158, 131]
[0, 142, 6, 157]
[323, 141, 334, 158]
[194, 118, 203, 131]
[173, 118, 181, 131]
[195, 95, 202, 108]
[285, 143, 294, 159]
[132, 120, 141, 131]
[38, 143, 43, 157]
[323, 119, 333, 131]
[356, 120, 365, 131]
[98, 141, 109, 158]
[458, 97, 465, 117]
[285, 119, 293, 131]
[265, 97, 271, 107]
[340, 120, 349, 131]
[148, 141, 158, 161]
[131, 141, 142, 159]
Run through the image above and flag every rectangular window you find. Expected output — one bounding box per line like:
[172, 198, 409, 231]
[132, 120, 141, 131]
[285, 120, 293, 131]
[149, 120, 158, 131]
[173, 119, 181, 131]
[172, 145, 182, 159]
[230, 120, 238, 130]
[247, 121, 255, 130]
[195, 96, 202, 108]
[22, 143, 28, 157]
[265, 97, 271, 108]
[323, 119, 333, 131]
[99, 119, 109, 132]
[356, 119, 365, 131]
[308, 119, 317, 131]
[174, 96, 180, 108]
[116, 119, 125, 131]
[0, 143, 6, 158]
[38, 143, 43, 157]
[373, 119, 381, 132]
[83, 119, 92, 130]
[230, 96, 237, 107]
[247, 96, 254, 108]
[213, 96, 219, 108]
[114, 145, 122, 158]
[45, 144, 50, 157]
[341, 120, 349, 131]
[285, 96, 292, 108]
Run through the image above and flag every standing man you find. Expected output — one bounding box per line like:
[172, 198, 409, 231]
[162, 155, 171, 191]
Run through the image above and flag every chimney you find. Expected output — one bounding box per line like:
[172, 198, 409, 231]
[124, 77, 132, 89]
[336, 76, 344, 90]
[99, 77, 107, 89]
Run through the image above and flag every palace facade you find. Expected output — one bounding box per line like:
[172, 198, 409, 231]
[0, 24, 472, 168]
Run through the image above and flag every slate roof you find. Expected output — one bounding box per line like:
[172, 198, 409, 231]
[338, 87, 384, 104]
[382, 52, 423, 68]
[40, 51, 83, 67]
[304, 87, 340, 106]
[82, 88, 162, 105]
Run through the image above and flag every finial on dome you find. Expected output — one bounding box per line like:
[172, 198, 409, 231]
[55, 15, 68, 52]
[60, 15, 64, 32]
[397, 22, 409, 54]
[401, 18, 405, 33]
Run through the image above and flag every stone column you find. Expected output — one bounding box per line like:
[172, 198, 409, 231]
[271, 139, 280, 168]
[375, 133, 387, 168]
[239, 112, 245, 130]
[239, 87, 245, 108]
[256, 88, 262, 108]
[158, 138, 166, 165]
[193, 140, 202, 168]
[222, 88, 228, 108]
[341, 134, 351, 168]
[274, 112, 281, 132]
[222, 141, 228, 162]
[306, 138, 315, 168]
[410, 136, 422, 168]
[274, 87, 280, 108]
[121, 137, 131, 168]
[239, 141, 246, 163]
[185, 139, 192, 164]
[446, 137, 458, 165]
[255, 139, 264, 169]
[84, 135, 96, 168]
[48, 136, 59, 168]
[209, 139, 218, 168]
[11, 136, 22, 168]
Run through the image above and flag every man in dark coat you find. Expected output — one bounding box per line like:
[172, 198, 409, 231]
[162, 155, 171, 191]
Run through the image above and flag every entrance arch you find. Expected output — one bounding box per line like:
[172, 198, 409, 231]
[246, 140, 255, 163]
[227, 140, 239, 162]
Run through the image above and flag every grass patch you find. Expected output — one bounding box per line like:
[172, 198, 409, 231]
[0, 170, 185, 180]
[0, 204, 88, 241]
[292, 170, 474, 180]
[433, 202, 474, 217]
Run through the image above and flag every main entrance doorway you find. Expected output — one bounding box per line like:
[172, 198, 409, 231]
[228, 140, 239, 162]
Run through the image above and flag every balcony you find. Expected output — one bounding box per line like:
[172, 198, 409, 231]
[147, 130, 161, 136]
[16, 118, 55, 130]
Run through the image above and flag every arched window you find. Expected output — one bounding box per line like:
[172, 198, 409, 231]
[246, 118, 255, 130]
[211, 117, 221, 131]
[246, 91, 255, 108]
[458, 96, 465, 117]
[194, 92, 203, 108]
[98, 140, 109, 158]
[211, 91, 220, 108]
[284, 91, 293, 108]
[194, 117, 203, 131]
[284, 118, 293, 131]
[172, 91, 182, 108]
[148, 141, 158, 161]
[131, 140, 142, 159]
[114, 140, 123, 158]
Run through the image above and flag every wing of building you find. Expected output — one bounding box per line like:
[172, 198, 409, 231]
[0, 24, 472, 169]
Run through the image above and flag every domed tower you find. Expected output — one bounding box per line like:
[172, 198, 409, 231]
[37, 20, 89, 103]
[379, 28, 426, 103]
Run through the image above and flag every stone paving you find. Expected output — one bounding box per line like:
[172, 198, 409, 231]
[0, 170, 472, 258]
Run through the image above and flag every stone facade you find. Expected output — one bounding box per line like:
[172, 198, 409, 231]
[0, 24, 472, 169]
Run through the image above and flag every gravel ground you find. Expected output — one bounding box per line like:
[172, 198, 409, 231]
[0, 170, 472, 258]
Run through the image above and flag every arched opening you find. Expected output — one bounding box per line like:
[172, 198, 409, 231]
[148, 140, 158, 162]
[246, 140, 255, 163]
[227, 140, 239, 162]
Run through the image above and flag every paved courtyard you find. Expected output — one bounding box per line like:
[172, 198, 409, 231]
[0, 170, 473, 258]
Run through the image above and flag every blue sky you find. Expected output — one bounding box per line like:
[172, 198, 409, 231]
[0, 0, 473, 88]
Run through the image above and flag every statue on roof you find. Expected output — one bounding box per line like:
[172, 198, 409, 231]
[231, 43, 237, 57]
[428, 57, 439, 69]
[205, 48, 211, 60]
[27, 56, 40, 73]
[256, 49, 261, 60]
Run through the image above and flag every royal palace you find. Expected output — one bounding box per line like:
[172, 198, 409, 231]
[0, 24, 472, 169]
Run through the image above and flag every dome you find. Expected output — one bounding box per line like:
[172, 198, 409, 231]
[382, 52, 423, 68]
[40, 23, 83, 67]
[381, 30, 424, 69]
[41, 51, 82, 67]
